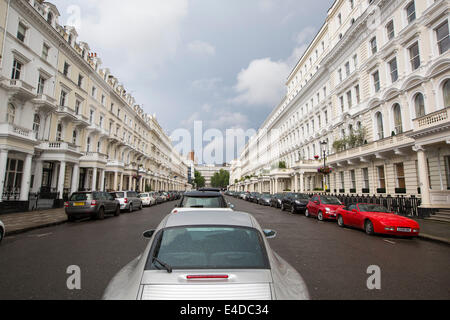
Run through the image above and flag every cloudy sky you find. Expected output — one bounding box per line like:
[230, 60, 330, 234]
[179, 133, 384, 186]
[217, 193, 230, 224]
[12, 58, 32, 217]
[53, 0, 334, 163]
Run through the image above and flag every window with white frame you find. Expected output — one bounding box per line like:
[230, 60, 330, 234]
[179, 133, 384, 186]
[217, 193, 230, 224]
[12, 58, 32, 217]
[414, 93, 425, 117]
[56, 123, 63, 141]
[389, 57, 398, 83]
[372, 70, 380, 92]
[37, 75, 45, 94]
[33, 114, 40, 139]
[395, 163, 406, 191]
[370, 37, 377, 54]
[376, 112, 384, 140]
[11, 59, 22, 80]
[436, 21, 449, 55]
[393, 103, 403, 134]
[42, 43, 50, 60]
[362, 168, 369, 190]
[443, 79, 450, 107]
[386, 20, 395, 40]
[377, 166, 386, 190]
[350, 170, 356, 190]
[409, 42, 420, 70]
[59, 90, 67, 106]
[17, 22, 26, 42]
[406, 1, 416, 24]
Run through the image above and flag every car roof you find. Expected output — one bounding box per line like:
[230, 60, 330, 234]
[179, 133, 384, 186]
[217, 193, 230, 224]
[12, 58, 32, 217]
[183, 191, 222, 197]
[165, 210, 254, 228]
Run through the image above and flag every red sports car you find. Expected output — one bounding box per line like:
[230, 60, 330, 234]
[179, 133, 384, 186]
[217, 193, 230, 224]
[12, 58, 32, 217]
[305, 194, 345, 221]
[336, 203, 420, 237]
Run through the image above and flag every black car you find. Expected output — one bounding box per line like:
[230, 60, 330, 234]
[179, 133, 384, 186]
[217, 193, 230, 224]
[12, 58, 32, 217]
[176, 190, 230, 208]
[258, 194, 272, 206]
[281, 193, 310, 214]
[270, 193, 284, 208]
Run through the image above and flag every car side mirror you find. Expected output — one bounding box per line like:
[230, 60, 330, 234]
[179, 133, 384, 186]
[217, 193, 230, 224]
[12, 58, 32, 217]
[263, 229, 277, 239]
[352, 209, 358, 213]
[314, 200, 319, 204]
[143, 230, 155, 238]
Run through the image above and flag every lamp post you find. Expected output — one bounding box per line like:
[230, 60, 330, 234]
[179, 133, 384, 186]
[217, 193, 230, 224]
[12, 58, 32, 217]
[320, 140, 328, 192]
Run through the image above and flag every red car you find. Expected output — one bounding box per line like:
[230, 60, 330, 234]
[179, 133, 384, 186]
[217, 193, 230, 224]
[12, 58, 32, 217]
[305, 195, 345, 221]
[336, 203, 420, 237]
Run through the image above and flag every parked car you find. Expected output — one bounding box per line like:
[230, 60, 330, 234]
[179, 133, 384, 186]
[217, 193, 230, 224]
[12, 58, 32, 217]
[270, 194, 284, 208]
[171, 191, 233, 213]
[103, 210, 310, 300]
[150, 192, 163, 204]
[139, 193, 156, 207]
[281, 193, 310, 214]
[240, 192, 249, 200]
[305, 194, 344, 221]
[247, 192, 259, 203]
[336, 203, 420, 237]
[0, 220, 5, 243]
[111, 191, 143, 212]
[258, 194, 272, 206]
[65, 191, 120, 221]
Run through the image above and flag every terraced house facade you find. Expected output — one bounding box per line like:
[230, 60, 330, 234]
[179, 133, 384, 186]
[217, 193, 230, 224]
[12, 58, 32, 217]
[230, 0, 450, 212]
[0, 0, 189, 211]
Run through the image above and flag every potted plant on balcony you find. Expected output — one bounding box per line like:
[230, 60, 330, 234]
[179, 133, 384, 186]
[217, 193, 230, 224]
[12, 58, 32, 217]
[317, 166, 333, 175]
[314, 155, 320, 160]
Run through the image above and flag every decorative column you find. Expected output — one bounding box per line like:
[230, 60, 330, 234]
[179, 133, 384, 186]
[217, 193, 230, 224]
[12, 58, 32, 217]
[299, 172, 304, 193]
[0, 150, 7, 202]
[32, 160, 43, 193]
[71, 164, 80, 194]
[294, 173, 298, 193]
[91, 167, 98, 191]
[113, 171, 118, 191]
[128, 175, 132, 191]
[57, 161, 66, 199]
[19, 154, 33, 201]
[414, 145, 431, 207]
[274, 178, 278, 194]
[100, 169, 105, 191]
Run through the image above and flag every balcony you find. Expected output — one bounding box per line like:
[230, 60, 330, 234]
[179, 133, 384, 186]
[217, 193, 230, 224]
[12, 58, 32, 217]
[411, 107, 450, 138]
[80, 152, 108, 163]
[37, 141, 81, 154]
[57, 106, 78, 121]
[32, 93, 57, 112]
[327, 132, 414, 165]
[0, 78, 35, 100]
[106, 160, 124, 168]
[0, 122, 36, 143]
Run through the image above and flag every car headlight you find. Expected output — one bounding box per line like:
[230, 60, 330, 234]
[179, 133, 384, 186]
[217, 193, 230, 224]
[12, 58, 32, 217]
[413, 229, 419, 232]
[325, 207, 330, 212]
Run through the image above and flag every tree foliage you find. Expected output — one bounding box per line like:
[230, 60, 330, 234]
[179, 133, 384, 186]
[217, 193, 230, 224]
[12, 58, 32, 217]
[194, 170, 206, 188]
[211, 169, 230, 188]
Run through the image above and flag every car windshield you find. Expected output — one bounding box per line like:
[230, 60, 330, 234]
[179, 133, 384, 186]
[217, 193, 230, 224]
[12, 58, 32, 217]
[358, 204, 390, 213]
[140, 194, 149, 197]
[320, 196, 342, 205]
[69, 193, 92, 201]
[146, 226, 268, 270]
[180, 196, 226, 208]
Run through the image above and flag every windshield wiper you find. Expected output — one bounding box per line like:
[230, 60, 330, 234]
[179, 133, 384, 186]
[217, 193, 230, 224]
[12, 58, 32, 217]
[189, 205, 204, 208]
[153, 257, 173, 273]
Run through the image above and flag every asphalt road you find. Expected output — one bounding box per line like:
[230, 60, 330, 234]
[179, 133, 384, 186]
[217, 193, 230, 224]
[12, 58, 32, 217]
[0, 197, 449, 300]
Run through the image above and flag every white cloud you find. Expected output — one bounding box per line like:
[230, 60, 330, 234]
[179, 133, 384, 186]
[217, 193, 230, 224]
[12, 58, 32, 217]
[187, 40, 216, 56]
[232, 26, 316, 107]
[232, 58, 290, 107]
[67, 0, 189, 78]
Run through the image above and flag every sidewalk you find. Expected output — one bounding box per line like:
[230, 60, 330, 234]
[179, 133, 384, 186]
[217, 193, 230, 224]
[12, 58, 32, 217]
[413, 218, 450, 245]
[0, 208, 67, 236]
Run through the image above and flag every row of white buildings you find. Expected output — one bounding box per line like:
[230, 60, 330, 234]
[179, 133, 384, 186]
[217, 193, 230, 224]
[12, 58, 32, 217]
[229, 0, 450, 213]
[0, 0, 190, 211]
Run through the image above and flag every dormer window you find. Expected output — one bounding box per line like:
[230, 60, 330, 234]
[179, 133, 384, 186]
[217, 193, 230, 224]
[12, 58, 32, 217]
[47, 12, 53, 24]
[68, 34, 73, 46]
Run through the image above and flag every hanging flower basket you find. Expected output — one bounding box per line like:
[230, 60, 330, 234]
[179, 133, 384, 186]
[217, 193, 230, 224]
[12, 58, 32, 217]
[317, 166, 332, 174]
[132, 174, 142, 180]
[314, 155, 320, 160]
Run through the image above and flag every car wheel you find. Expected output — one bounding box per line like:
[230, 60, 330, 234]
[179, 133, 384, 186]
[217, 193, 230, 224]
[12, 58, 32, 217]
[139, 202, 143, 211]
[67, 215, 76, 222]
[337, 215, 345, 227]
[281, 204, 285, 211]
[290, 206, 296, 214]
[0, 227, 4, 243]
[97, 207, 105, 220]
[129, 204, 133, 213]
[365, 220, 374, 235]
[114, 205, 120, 216]
[305, 208, 310, 217]
[317, 211, 324, 221]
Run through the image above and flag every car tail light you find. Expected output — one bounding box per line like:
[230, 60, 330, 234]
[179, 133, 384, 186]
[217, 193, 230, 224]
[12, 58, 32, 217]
[64, 202, 69, 207]
[186, 275, 229, 280]
[124, 198, 128, 203]
[90, 200, 97, 206]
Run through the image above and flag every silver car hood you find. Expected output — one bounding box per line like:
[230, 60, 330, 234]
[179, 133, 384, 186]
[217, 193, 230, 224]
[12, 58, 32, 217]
[140, 270, 273, 300]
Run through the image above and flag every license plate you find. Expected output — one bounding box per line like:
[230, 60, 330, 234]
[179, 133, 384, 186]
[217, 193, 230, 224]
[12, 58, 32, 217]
[397, 227, 411, 232]
[74, 202, 85, 206]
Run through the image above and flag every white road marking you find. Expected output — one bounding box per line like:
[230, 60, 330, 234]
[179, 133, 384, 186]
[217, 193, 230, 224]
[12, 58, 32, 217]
[383, 239, 396, 244]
